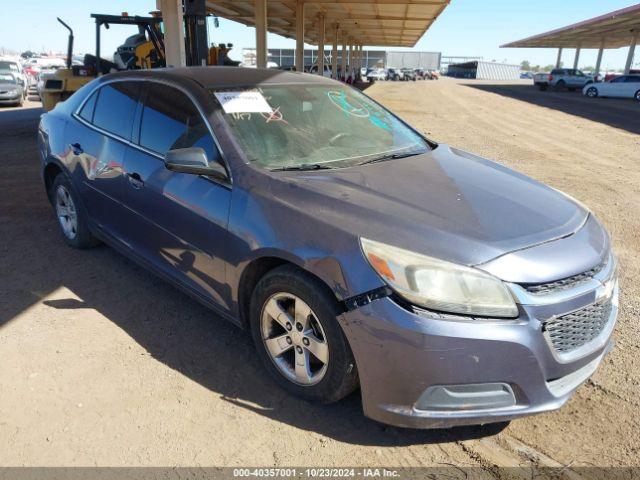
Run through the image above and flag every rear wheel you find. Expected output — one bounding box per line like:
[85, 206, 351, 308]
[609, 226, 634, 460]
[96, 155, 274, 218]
[250, 265, 359, 404]
[586, 86, 598, 98]
[556, 80, 566, 91]
[50, 174, 100, 249]
[539, 84, 548, 91]
[635, 90, 640, 102]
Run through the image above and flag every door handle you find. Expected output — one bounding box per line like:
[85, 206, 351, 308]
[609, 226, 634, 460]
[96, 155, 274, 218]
[70, 143, 83, 155]
[126, 172, 144, 189]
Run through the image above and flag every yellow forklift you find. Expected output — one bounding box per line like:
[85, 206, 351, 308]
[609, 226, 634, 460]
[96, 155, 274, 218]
[41, 0, 230, 111]
[41, 14, 166, 111]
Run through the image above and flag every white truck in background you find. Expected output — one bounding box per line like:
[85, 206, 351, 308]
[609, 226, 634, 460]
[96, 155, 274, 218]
[534, 68, 595, 91]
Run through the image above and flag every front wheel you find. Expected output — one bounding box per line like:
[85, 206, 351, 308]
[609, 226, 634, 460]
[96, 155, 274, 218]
[250, 265, 359, 404]
[635, 90, 640, 102]
[586, 86, 598, 98]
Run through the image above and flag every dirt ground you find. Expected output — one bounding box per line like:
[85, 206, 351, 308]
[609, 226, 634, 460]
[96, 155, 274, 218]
[0, 80, 638, 470]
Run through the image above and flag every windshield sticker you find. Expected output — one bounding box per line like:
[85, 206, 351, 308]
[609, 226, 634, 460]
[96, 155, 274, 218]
[327, 91, 369, 118]
[214, 91, 273, 114]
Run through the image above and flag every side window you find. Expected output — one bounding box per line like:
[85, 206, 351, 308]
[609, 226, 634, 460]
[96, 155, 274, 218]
[79, 90, 98, 122]
[93, 82, 140, 139]
[625, 76, 640, 83]
[611, 76, 625, 83]
[139, 83, 220, 165]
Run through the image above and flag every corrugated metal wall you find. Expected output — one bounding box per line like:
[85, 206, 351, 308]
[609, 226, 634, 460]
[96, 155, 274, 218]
[385, 51, 441, 69]
[476, 61, 520, 80]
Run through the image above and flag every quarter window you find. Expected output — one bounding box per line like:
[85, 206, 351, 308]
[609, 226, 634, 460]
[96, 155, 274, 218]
[139, 83, 220, 164]
[79, 90, 98, 122]
[92, 82, 140, 140]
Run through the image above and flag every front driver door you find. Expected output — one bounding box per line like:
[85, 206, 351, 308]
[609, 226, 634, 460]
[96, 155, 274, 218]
[121, 81, 233, 311]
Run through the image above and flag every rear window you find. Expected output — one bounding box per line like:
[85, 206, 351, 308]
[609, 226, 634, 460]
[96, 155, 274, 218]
[92, 82, 140, 140]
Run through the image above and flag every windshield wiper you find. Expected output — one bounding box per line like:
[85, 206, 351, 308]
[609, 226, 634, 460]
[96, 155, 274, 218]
[357, 150, 425, 166]
[271, 163, 334, 172]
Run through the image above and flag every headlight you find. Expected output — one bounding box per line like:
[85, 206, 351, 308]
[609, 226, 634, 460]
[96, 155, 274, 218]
[360, 238, 518, 318]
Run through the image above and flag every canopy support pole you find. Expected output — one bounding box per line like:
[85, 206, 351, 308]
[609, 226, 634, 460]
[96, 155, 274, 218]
[573, 45, 581, 70]
[317, 13, 325, 75]
[595, 39, 605, 77]
[295, 0, 305, 72]
[159, 0, 186, 67]
[255, 0, 268, 68]
[331, 24, 339, 79]
[625, 30, 638, 74]
[348, 41, 354, 81]
[340, 36, 347, 81]
[555, 48, 563, 68]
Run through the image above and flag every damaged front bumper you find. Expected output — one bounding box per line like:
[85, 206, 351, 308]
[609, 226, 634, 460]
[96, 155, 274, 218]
[338, 265, 618, 429]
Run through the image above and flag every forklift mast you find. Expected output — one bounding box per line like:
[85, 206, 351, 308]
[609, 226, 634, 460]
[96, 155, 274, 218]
[183, 0, 209, 67]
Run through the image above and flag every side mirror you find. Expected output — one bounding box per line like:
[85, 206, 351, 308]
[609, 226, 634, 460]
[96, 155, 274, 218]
[164, 147, 228, 181]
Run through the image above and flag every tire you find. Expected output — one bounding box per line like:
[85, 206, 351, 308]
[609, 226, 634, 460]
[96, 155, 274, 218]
[49, 173, 100, 249]
[250, 265, 359, 404]
[556, 80, 566, 91]
[586, 86, 598, 98]
[539, 84, 548, 91]
[635, 90, 640, 102]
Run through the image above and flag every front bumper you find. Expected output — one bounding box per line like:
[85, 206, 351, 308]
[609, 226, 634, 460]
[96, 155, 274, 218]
[339, 270, 618, 429]
[0, 94, 21, 104]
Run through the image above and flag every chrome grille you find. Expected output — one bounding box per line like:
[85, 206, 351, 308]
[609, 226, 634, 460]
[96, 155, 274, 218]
[543, 299, 612, 354]
[524, 261, 606, 295]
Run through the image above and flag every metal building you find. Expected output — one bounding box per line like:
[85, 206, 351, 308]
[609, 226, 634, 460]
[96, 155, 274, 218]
[385, 51, 441, 69]
[243, 48, 440, 70]
[446, 61, 521, 80]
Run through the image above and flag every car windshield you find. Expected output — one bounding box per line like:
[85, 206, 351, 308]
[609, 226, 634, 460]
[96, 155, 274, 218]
[212, 84, 429, 170]
[0, 61, 19, 72]
[0, 73, 16, 83]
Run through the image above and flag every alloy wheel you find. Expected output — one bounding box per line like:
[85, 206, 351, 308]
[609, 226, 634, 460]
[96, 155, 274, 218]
[55, 185, 78, 240]
[260, 292, 329, 386]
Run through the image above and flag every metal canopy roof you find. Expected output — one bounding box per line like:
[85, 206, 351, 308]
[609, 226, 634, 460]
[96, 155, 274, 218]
[205, 0, 450, 47]
[502, 3, 640, 49]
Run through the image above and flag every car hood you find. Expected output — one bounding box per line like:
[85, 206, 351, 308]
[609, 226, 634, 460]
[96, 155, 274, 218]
[266, 144, 588, 268]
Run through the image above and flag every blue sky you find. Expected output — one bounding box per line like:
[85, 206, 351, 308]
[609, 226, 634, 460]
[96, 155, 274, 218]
[1, 0, 636, 70]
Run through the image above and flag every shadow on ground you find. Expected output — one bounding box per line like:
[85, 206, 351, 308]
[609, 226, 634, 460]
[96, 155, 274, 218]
[1, 106, 508, 447]
[461, 82, 640, 135]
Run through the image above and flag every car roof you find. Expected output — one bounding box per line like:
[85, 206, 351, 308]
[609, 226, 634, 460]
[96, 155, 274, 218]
[104, 66, 339, 90]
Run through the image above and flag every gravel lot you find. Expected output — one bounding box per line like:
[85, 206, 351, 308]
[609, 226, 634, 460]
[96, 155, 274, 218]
[0, 80, 638, 469]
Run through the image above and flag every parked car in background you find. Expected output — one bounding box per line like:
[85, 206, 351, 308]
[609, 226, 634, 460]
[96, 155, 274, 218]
[386, 68, 402, 81]
[0, 59, 27, 99]
[426, 70, 439, 80]
[400, 68, 417, 81]
[583, 74, 640, 101]
[604, 70, 640, 82]
[38, 67, 619, 429]
[533, 68, 595, 91]
[414, 68, 426, 80]
[366, 68, 388, 81]
[520, 71, 534, 79]
[36, 66, 64, 99]
[0, 72, 24, 106]
[308, 64, 332, 78]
